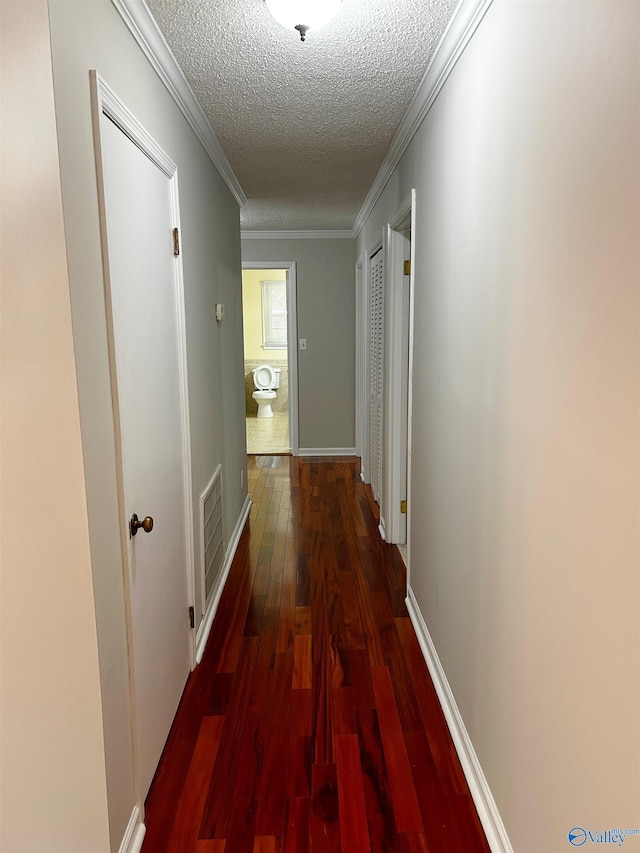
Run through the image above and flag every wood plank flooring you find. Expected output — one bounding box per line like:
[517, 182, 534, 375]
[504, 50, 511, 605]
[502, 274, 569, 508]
[141, 456, 490, 853]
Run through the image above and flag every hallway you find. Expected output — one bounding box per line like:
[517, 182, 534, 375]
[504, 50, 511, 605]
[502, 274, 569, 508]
[141, 456, 489, 852]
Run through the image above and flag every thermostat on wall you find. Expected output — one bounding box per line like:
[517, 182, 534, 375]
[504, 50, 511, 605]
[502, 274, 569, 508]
[215, 303, 225, 322]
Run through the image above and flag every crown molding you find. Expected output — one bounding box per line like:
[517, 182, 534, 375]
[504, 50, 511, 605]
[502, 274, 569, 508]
[110, 0, 246, 207]
[112, 0, 492, 232]
[352, 0, 494, 237]
[241, 230, 354, 240]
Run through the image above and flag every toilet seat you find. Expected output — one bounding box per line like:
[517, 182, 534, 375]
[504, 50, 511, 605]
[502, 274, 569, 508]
[253, 364, 276, 390]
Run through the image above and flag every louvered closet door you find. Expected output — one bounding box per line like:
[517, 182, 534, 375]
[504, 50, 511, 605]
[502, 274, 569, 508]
[368, 248, 384, 504]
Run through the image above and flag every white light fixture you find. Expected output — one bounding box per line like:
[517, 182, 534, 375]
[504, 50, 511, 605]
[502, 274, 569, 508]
[265, 0, 342, 42]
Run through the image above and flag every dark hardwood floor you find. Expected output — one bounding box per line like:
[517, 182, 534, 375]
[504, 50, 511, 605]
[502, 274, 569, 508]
[141, 455, 490, 853]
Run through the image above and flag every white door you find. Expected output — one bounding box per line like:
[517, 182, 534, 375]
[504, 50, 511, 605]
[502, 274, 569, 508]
[398, 229, 411, 543]
[368, 247, 384, 504]
[98, 97, 192, 798]
[381, 192, 415, 549]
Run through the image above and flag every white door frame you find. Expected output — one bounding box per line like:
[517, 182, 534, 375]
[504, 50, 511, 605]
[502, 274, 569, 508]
[242, 261, 299, 456]
[355, 253, 366, 472]
[90, 71, 196, 806]
[382, 190, 416, 560]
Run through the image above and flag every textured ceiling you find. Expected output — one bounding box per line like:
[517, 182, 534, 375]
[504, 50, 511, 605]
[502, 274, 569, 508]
[145, 0, 460, 230]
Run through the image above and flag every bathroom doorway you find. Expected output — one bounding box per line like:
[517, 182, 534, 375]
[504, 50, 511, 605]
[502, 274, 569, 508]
[241, 263, 299, 455]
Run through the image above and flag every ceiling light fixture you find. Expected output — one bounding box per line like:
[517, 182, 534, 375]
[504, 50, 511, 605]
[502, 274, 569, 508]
[265, 0, 342, 42]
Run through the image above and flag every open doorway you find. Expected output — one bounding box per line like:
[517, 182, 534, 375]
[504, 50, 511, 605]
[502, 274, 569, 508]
[241, 264, 299, 455]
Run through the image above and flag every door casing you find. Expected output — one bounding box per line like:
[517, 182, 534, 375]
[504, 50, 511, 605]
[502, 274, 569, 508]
[383, 190, 416, 561]
[242, 261, 299, 456]
[355, 255, 366, 471]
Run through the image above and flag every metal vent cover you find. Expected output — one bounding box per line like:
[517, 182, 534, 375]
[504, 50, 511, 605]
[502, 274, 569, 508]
[201, 465, 224, 607]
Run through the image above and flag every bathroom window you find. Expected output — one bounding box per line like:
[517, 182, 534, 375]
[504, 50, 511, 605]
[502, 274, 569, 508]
[262, 280, 287, 349]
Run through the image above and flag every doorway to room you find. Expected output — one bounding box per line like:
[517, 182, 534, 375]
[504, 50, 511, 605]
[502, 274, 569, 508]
[241, 264, 299, 455]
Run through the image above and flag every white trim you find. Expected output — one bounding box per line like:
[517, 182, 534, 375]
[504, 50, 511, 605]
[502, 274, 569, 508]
[242, 230, 353, 240]
[405, 196, 417, 591]
[111, 0, 245, 206]
[95, 75, 176, 177]
[405, 587, 514, 853]
[297, 447, 357, 457]
[354, 254, 366, 467]
[118, 806, 146, 853]
[353, 0, 494, 237]
[170, 160, 197, 671]
[243, 261, 299, 456]
[378, 517, 387, 542]
[196, 494, 251, 664]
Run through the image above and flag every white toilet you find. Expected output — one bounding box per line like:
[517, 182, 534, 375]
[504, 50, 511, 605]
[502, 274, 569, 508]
[252, 364, 281, 418]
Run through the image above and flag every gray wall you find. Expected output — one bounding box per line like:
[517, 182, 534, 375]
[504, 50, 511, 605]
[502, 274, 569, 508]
[49, 0, 246, 848]
[356, 2, 640, 850]
[241, 238, 356, 450]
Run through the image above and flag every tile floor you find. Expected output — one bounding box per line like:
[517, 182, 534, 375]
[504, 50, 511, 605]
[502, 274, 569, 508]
[246, 412, 290, 454]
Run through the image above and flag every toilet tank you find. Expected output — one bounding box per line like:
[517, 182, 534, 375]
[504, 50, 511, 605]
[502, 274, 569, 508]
[273, 368, 281, 389]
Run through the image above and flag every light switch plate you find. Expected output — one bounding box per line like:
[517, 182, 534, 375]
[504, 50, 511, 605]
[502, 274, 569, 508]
[299, 338, 307, 350]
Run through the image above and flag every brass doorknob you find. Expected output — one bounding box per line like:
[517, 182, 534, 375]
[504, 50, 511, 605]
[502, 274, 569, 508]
[130, 513, 154, 537]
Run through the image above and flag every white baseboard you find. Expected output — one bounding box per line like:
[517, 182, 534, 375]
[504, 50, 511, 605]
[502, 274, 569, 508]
[297, 447, 357, 457]
[405, 587, 514, 853]
[196, 494, 252, 664]
[378, 517, 387, 541]
[242, 229, 353, 240]
[118, 806, 146, 853]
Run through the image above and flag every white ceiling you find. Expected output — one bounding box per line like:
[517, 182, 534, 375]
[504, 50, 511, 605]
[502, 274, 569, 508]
[144, 0, 460, 231]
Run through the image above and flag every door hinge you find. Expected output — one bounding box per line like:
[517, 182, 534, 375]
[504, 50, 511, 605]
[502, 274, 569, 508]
[403, 260, 411, 276]
[400, 500, 407, 514]
[188, 605, 195, 629]
[173, 227, 180, 256]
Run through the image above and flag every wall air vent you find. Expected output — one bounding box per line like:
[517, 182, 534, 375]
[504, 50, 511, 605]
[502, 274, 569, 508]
[201, 465, 224, 607]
